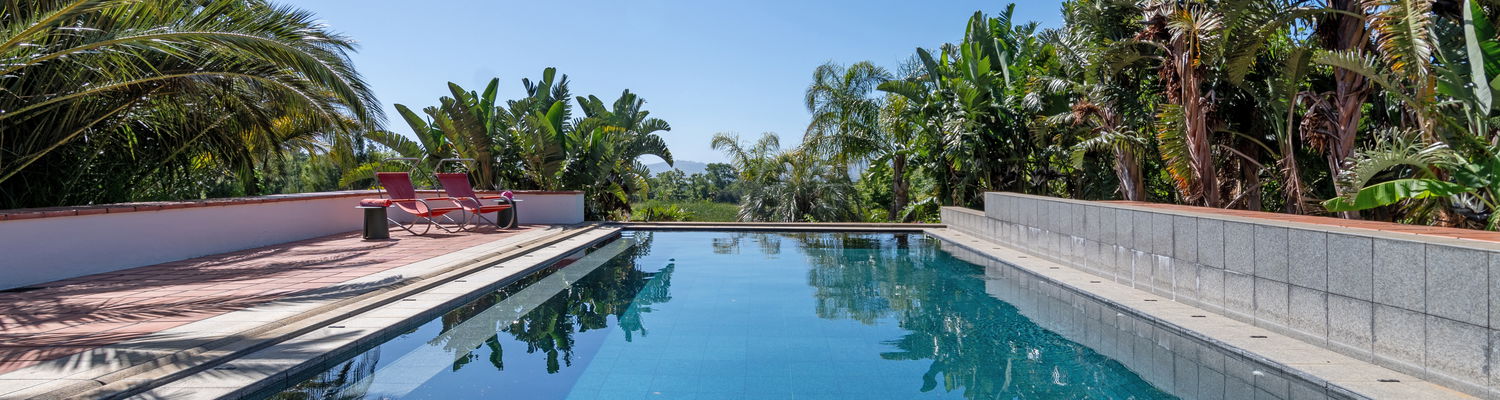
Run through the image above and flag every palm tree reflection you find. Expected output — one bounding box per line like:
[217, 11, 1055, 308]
[438, 233, 674, 374]
[798, 233, 1172, 399]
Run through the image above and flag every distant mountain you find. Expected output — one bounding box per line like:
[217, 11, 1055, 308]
[645, 160, 707, 175]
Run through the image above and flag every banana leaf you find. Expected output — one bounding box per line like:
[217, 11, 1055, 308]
[1323, 179, 1472, 212]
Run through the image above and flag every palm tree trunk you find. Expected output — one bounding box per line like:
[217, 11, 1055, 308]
[1281, 107, 1306, 214]
[1114, 148, 1145, 201]
[476, 149, 495, 190]
[1240, 142, 1262, 211]
[1328, 0, 1368, 219]
[890, 153, 909, 220]
[1182, 58, 1219, 207]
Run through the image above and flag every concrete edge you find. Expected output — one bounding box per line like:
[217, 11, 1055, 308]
[985, 192, 1500, 253]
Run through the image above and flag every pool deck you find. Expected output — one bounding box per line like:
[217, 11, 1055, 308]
[0, 224, 594, 398]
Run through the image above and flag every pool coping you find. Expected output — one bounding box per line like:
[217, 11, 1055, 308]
[120, 227, 625, 399]
[0, 224, 609, 399]
[924, 227, 1473, 399]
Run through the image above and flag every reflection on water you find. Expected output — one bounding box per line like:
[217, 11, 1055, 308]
[794, 233, 1173, 399]
[265, 232, 1173, 399]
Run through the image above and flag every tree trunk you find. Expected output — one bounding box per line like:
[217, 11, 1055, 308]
[1281, 111, 1306, 214]
[1328, 0, 1368, 219]
[890, 153, 909, 220]
[1240, 142, 1262, 211]
[476, 150, 495, 190]
[1182, 56, 1219, 207]
[1114, 148, 1145, 201]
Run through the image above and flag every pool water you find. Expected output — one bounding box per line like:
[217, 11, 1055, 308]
[262, 231, 1175, 399]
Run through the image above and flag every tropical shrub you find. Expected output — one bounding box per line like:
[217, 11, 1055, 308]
[631, 204, 695, 222]
[343, 69, 673, 220]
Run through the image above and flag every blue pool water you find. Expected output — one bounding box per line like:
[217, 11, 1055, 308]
[261, 231, 1174, 399]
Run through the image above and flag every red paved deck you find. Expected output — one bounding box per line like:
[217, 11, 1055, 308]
[1109, 201, 1500, 244]
[0, 225, 539, 374]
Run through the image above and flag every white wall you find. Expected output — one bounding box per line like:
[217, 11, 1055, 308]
[394, 192, 586, 225]
[0, 195, 365, 290]
[0, 191, 584, 290]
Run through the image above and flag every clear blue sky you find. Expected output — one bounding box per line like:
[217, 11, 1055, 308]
[301, 1, 1065, 164]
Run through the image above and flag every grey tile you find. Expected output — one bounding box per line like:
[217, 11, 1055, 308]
[1287, 285, 1328, 340]
[1094, 241, 1116, 276]
[1255, 278, 1290, 328]
[1085, 205, 1102, 242]
[1200, 266, 1226, 310]
[1174, 216, 1198, 263]
[1115, 207, 1135, 249]
[1175, 261, 1200, 300]
[1133, 250, 1154, 290]
[1175, 355, 1201, 396]
[1328, 294, 1373, 360]
[1327, 234, 1374, 301]
[1198, 218, 1226, 269]
[1224, 356, 1256, 397]
[1254, 225, 1289, 282]
[1372, 305, 1425, 374]
[1199, 367, 1227, 400]
[1226, 376, 1254, 400]
[1252, 368, 1290, 400]
[1098, 207, 1116, 245]
[1288, 378, 1326, 400]
[1489, 329, 1500, 394]
[1152, 212, 1174, 255]
[1373, 238, 1425, 312]
[1133, 210, 1153, 251]
[1154, 255, 1175, 296]
[1426, 244, 1488, 327]
[1115, 246, 1132, 283]
[1426, 316, 1488, 386]
[1069, 203, 1086, 237]
[1225, 271, 1255, 320]
[1225, 222, 1255, 274]
[1287, 229, 1327, 291]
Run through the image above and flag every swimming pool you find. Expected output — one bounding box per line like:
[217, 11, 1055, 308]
[257, 231, 1175, 399]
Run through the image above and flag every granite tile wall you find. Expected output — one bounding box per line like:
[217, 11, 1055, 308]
[940, 192, 1500, 398]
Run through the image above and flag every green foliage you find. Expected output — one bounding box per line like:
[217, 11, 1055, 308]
[776, 0, 1500, 231]
[712, 132, 859, 222]
[630, 203, 695, 222]
[649, 200, 740, 222]
[0, 0, 378, 208]
[345, 70, 673, 220]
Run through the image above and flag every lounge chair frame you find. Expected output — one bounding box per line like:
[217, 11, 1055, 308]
[376, 157, 467, 235]
[435, 158, 519, 230]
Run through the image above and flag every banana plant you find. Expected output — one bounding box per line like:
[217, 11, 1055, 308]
[1322, 0, 1500, 228]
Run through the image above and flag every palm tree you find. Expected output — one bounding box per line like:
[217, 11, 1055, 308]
[1298, 0, 1372, 218]
[1138, 0, 1224, 207]
[0, 0, 378, 208]
[804, 61, 892, 167]
[711, 132, 857, 222]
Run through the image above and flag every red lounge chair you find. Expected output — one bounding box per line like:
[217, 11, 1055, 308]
[375, 171, 465, 235]
[436, 172, 517, 229]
